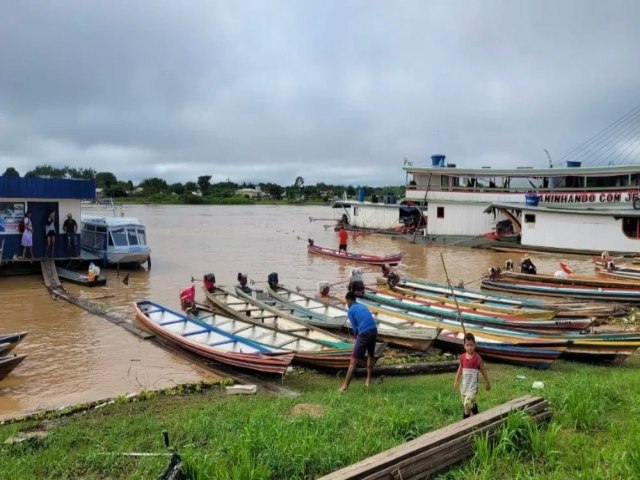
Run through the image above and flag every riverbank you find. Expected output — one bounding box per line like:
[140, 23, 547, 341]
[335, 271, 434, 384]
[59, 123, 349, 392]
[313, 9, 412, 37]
[2, 356, 639, 479]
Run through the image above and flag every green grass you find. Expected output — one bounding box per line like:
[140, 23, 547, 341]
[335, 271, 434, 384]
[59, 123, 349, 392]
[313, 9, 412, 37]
[1, 356, 640, 479]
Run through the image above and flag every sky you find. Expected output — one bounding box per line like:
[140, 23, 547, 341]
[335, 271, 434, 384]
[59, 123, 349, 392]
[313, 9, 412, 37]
[1, 0, 639, 187]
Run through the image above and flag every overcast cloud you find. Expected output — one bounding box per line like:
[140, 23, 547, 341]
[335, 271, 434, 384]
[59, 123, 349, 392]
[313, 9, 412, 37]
[1, 0, 639, 186]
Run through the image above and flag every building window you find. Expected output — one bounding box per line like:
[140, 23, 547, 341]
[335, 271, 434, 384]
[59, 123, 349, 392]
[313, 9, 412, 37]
[524, 214, 536, 223]
[622, 217, 640, 239]
[437, 206, 444, 219]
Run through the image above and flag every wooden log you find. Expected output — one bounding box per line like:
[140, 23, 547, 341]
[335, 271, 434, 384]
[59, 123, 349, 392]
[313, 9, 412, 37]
[317, 396, 551, 480]
[354, 361, 458, 377]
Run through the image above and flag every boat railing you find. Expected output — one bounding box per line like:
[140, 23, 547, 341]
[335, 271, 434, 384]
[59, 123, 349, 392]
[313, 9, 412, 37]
[81, 197, 124, 217]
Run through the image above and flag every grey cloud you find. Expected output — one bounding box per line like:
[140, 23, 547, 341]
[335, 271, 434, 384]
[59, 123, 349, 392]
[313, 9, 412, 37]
[1, 0, 639, 185]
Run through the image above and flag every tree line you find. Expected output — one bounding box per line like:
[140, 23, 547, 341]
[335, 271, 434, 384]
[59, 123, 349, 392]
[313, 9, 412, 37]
[2, 165, 405, 203]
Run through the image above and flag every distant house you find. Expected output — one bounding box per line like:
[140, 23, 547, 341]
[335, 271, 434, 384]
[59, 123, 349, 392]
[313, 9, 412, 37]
[236, 188, 268, 199]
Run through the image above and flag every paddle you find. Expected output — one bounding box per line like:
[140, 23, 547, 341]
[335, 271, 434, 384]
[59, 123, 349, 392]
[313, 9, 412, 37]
[309, 216, 335, 222]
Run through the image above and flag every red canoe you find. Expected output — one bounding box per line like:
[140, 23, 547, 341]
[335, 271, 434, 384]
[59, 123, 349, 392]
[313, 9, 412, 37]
[307, 243, 403, 266]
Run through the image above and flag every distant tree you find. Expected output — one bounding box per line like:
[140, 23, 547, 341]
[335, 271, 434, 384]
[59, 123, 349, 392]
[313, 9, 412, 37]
[262, 182, 284, 199]
[25, 165, 65, 178]
[96, 172, 118, 189]
[170, 183, 185, 195]
[184, 181, 197, 193]
[346, 185, 355, 197]
[138, 177, 168, 196]
[25, 164, 95, 179]
[110, 181, 129, 197]
[96, 172, 118, 196]
[2, 167, 20, 177]
[197, 175, 212, 195]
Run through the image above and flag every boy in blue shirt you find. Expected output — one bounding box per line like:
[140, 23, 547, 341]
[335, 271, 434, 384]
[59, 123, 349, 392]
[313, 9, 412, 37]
[339, 292, 378, 392]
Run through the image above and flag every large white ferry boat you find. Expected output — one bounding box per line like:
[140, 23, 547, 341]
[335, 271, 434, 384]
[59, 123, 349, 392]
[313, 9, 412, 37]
[404, 155, 640, 245]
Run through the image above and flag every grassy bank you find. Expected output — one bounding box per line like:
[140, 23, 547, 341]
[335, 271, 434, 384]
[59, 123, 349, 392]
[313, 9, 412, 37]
[1, 356, 639, 479]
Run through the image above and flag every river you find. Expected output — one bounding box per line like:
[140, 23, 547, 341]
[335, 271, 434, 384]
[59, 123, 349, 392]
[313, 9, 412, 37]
[0, 204, 595, 420]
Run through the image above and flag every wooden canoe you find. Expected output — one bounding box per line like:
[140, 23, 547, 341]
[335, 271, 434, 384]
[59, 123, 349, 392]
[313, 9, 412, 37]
[269, 285, 440, 352]
[354, 298, 637, 365]
[363, 289, 594, 332]
[0, 354, 28, 381]
[436, 331, 565, 369]
[481, 278, 640, 302]
[56, 266, 107, 287]
[191, 303, 357, 369]
[378, 284, 559, 320]
[357, 298, 568, 369]
[499, 270, 640, 289]
[396, 278, 585, 309]
[231, 286, 348, 330]
[392, 278, 615, 318]
[0, 332, 28, 355]
[307, 243, 403, 266]
[202, 286, 386, 361]
[133, 300, 294, 375]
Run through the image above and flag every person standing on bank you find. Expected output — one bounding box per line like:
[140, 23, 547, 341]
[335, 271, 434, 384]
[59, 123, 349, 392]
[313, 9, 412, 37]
[338, 225, 348, 253]
[453, 333, 491, 419]
[63, 213, 78, 257]
[339, 291, 378, 392]
[45, 209, 57, 258]
[20, 210, 33, 260]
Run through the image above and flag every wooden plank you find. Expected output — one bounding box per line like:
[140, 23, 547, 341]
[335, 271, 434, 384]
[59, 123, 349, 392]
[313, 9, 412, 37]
[317, 396, 549, 480]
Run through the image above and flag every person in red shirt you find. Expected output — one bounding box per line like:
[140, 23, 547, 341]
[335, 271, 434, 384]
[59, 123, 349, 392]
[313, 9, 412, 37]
[338, 225, 348, 253]
[453, 333, 491, 419]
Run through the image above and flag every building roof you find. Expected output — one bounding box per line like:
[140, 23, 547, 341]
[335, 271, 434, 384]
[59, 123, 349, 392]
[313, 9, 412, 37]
[404, 164, 640, 178]
[0, 176, 96, 199]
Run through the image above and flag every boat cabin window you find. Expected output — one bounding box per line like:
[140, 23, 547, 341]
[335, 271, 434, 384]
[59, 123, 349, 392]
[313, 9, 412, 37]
[437, 206, 444, 219]
[524, 214, 536, 224]
[127, 228, 139, 245]
[111, 228, 128, 246]
[137, 229, 146, 245]
[622, 218, 640, 239]
[565, 176, 583, 188]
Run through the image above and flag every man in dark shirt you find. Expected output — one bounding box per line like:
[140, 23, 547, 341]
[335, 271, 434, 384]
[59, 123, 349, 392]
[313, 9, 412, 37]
[63, 213, 78, 257]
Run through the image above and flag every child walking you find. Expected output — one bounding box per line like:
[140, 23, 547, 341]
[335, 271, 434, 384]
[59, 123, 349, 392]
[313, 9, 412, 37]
[453, 333, 491, 419]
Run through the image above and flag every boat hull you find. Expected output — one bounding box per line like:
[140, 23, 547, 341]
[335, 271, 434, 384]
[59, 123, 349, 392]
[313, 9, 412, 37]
[307, 244, 402, 266]
[133, 301, 294, 375]
[0, 354, 27, 381]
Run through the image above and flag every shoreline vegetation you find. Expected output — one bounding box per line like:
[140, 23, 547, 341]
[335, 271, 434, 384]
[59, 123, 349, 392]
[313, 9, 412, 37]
[3, 164, 405, 206]
[2, 355, 639, 479]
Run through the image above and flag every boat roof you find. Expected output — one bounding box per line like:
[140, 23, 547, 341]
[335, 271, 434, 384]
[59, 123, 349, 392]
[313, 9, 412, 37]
[405, 164, 640, 178]
[81, 214, 145, 226]
[484, 202, 640, 218]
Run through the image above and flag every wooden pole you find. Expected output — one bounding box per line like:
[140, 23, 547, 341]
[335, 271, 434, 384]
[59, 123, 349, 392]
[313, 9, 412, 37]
[439, 252, 466, 335]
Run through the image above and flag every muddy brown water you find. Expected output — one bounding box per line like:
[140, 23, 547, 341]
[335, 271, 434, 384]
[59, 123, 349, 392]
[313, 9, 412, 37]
[0, 204, 596, 420]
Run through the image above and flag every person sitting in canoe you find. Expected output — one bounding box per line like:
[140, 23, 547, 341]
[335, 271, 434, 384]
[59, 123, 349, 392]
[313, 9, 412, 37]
[520, 256, 537, 275]
[203, 273, 216, 293]
[237, 272, 251, 293]
[314, 281, 331, 301]
[348, 268, 365, 296]
[380, 264, 399, 288]
[267, 272, 279, 290]
[179, 284, 197, 314]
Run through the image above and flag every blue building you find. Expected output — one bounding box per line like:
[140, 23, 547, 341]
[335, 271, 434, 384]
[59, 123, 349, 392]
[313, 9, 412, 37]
[0, 176, 95, 262]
